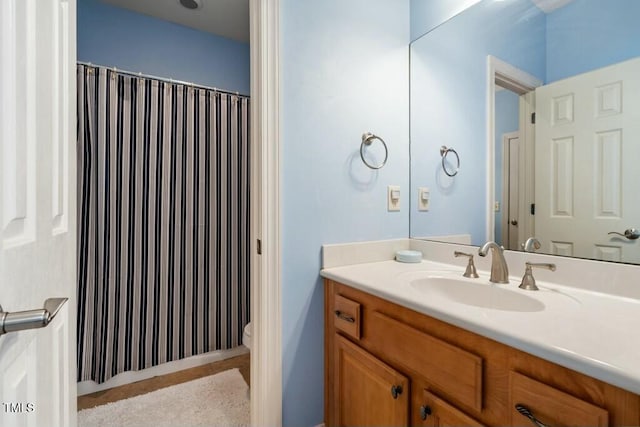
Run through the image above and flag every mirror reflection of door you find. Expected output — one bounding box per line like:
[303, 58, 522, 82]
[535, 57, 640, 264]
[495, 86, 522, 250]
[490, 60, 540, 251]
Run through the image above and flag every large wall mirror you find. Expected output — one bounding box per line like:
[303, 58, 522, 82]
[410, 0, 640, 264]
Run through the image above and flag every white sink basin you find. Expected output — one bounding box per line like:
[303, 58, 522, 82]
[410, 277, 546, 312]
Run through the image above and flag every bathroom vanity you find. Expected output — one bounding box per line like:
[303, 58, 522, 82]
[321, 242, 640, 426]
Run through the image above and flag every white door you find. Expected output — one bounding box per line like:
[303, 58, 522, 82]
[501, 132, 520, 250]
[535, 57, 640, 263]
[0, 0, 77, 426]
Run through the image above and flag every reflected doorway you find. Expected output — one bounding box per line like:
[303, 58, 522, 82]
[501, 132, 520, 250]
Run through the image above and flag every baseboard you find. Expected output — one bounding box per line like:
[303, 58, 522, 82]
[77, 346, 249, 396]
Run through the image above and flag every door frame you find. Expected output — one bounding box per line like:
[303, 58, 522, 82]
[501, 131, 520, 249]
[486, 55, 542, 244]
[249, 0, 282, 425]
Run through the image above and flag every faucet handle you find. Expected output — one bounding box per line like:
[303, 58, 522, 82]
[519, 262, 556, 291]
[454, 251, 479, 278]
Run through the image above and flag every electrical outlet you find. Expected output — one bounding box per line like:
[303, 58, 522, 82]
[388, 185, 401, 211]
[418, 187, 430, 211]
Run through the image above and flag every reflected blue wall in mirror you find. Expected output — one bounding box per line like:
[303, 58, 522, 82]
[546, 0, 640, 82]
[410, 0, 546, 243]
[411, 0, 640, 246]
[410, 0, 481, 41]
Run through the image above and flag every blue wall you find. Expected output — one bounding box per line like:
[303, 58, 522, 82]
[281, 0, 410, 425]
[412, 0, 640, 81]
[410, 0, 481, 42]
[546, 0, 640, 82]
[410, 0, 545, 244]
[494, 89, 520, 244]
[77, 0, 249, 94]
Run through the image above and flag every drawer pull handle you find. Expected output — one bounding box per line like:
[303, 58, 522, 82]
[334, 310, 355, 323]
[391, 385, 403, 399]
[516, 404, 550, 427]
[420, 405, 432, 420]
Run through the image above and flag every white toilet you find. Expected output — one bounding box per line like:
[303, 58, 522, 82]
[243, 322, 252, 350]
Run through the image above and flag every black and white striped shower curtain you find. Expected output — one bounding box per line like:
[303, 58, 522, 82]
[76, 64, 250, 383]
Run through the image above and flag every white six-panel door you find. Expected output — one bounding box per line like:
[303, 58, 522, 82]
[0, 0, 76, 426]
[535, 58, 640, 263]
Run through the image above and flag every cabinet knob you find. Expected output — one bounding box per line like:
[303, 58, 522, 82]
[420, 405, 432, 420]
[390, 385, 403, 399]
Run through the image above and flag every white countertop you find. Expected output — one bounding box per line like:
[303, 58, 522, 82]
[321, 259, 640, 395]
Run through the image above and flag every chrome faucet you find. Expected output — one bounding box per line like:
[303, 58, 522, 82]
[478, 241, 509, 284]
[522, 237, 541, 253]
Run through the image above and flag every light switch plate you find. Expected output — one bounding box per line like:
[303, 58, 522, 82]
[388, 185, 401, 211]
[418, 187, 430, 211]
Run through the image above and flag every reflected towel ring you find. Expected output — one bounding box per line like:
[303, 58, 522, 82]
[440, 145, 460, 177]
[360, 132, 388, 170]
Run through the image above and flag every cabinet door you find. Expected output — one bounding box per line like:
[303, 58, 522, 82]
[419, 390, 484, 427]
[334, 335, 409, 426]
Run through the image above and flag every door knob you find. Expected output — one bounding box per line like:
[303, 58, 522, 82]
[510, 219, 518, 226]
[0, 298, 68, 335]
[608, 228, 640, 240]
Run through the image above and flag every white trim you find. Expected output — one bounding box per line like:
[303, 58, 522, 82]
[491, 56, 543, 94]
[250, 0, 282, 426]
[77, 347, 249, 396]
[486, 56, 542, 242]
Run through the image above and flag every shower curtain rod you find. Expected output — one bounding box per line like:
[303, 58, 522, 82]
[77, 61, 250, 98]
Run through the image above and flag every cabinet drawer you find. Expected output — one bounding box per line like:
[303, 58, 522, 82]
[333, 294, 361, 339]
[509, 371, 609, 426]
[370, 311, 483, 412]
[420, 390, 484, 426]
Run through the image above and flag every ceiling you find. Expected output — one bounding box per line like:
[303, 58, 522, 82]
[101, 0, 250, 43]
[101, 0, 574, 46]
[531, 0, 574, 13]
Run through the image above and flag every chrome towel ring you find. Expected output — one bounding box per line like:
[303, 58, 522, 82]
[440, 145, 460, 177]
[360, 132, 388, 170]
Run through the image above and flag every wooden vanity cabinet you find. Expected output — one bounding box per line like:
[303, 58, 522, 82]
[325, 279, 640, 426]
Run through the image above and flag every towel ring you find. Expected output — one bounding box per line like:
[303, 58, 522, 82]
[440, 145, 460, 177]
[360, 132, 388, 170]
